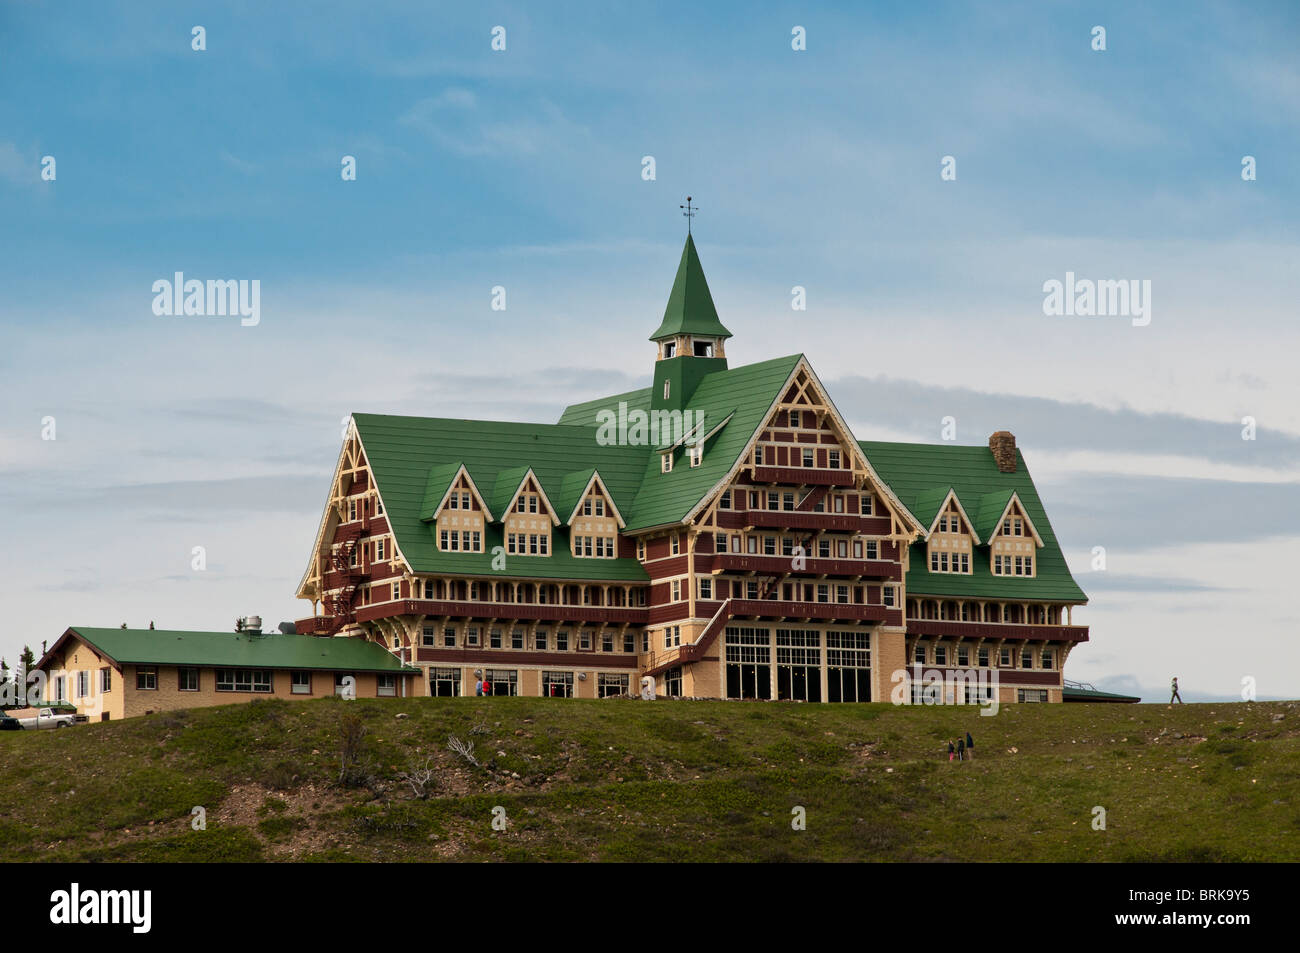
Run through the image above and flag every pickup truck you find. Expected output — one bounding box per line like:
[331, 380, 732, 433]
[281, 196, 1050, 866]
[14, 707, 77, 730]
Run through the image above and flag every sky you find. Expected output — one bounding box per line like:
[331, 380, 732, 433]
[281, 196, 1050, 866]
[1, 0, 1297, 702]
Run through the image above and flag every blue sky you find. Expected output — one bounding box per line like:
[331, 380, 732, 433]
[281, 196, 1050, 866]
[1, 1, 1297, 701]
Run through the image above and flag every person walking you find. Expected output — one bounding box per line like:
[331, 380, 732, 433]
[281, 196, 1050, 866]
[965, 731, 975, 760]
[475, 676, 484, 697]
[1170, 676, 1183, 705]
[483, 676, 492, 697]
[957, 736, 966, 762]
[947, 739, 955, 762]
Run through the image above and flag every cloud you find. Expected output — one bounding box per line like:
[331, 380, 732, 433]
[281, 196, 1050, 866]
[219, 150, 258, 175]
[828, 374, 1300, 470]
[0, 141, 36, 187]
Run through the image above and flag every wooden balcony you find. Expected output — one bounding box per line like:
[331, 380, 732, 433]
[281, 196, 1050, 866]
[355, 599, 649, 626]
[752, 465, 856, 487]
[713, 553, 901, 580]
[730, 599, 901, 625]
[906, 618, 1089, 643]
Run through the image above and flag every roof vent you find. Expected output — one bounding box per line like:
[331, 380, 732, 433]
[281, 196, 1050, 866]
[988, 431, 1017, 473]
[245, 615, 263, 635]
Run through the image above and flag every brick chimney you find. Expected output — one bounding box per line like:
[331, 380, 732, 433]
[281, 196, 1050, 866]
[989, 431, 1017, 473]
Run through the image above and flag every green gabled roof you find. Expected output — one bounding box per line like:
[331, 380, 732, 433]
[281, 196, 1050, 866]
[858, 440, 1087, 602]
[418, 461, 467, 521]
[557, 385, 652, 427]
[625, 354, 801, 528]
[490, 465, 536, 519]
[910, 486, 955, 529]
[553, 467, 597, 523]
[648, 234, 733, 342]
[973, 488, 1024, 542]
[353, 414, 651, 581]
[57, 628, 417, 673]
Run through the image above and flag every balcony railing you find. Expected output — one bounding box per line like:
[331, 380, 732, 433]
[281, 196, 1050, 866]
[906, 618, 1089, 643]
[355, 599, 649, 626]
[713, 553, 901, 579]
[729, 598, 900, 624]
[752, 465, 856, 486]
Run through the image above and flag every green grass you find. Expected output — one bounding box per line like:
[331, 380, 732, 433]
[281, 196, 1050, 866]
[0, 695, 1295, 862]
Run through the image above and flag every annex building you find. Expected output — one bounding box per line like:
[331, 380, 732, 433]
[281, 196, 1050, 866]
[35, 624, 418, 721]
[293, 234, 1091, 704]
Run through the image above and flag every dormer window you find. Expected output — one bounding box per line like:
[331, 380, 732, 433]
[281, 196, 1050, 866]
[689, 444, 702, 467]
[661, 453, 673, 473]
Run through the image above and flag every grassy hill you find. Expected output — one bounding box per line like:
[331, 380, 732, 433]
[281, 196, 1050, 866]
[0, 696, 1296, 862]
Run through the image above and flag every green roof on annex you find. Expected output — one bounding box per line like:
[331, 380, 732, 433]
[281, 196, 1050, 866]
[52, 628, 418, 672]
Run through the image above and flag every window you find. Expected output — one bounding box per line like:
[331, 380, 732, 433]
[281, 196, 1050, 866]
[689, 445, 702, 467]
[671, 533, 680, 555]
[466, 625, 480, 646]
[754, 445, 763, 465]
[443, 626, 456, 647]
[136, 667, 158, 691]
[623, 632, 636, 653]
[882, 586, 895, 607]
[1018, 689, 1048, 703]
[484, 669, 518, 696]
[216, 669, 272, 693]
[375, 538, 386, 560]
[1041, 649, 1054, 670]
[598, 673, 629, 698]
[392, 581, 401, 600]
[1021, 648, 1034, 669]
[719, 490, 731, 509]
[429, 667, 460, 697]
[582, 498, 591, 516]
[637, 539, 646, 561]
[999, 647, 1012, 667]
[699, 578, 713, 600]
[829, 449, 840, 468]
[957, 646, 969, 667]
[291, 671, 312, 695]
[100, 667, 111, 693]
[511, 629, 525, 650]
[802, 448, 814, 467]
[542, 671, 574, 698]
[663, 380, 671, 400]
[178, 667, 199, 692]
[579, 630, 593, 650]
[490, 628, 503, 649]
[422, 626, 436, 647]
[977, 647, 990, 667]
[377, 674, 396, 697]
[671, 579, 681, 602]
[934, 645, 947, 666]
[556, 630, 569, 651]
[535, 629, 548, 650]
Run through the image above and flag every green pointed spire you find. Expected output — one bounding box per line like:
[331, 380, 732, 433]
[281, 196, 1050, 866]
[648, 234, 733, 342]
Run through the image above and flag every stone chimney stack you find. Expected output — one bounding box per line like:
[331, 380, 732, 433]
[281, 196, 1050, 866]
[989, 431, 1017, 473]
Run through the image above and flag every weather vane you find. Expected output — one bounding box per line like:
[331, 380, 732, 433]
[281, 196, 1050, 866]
[680, 196, 697, 234]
